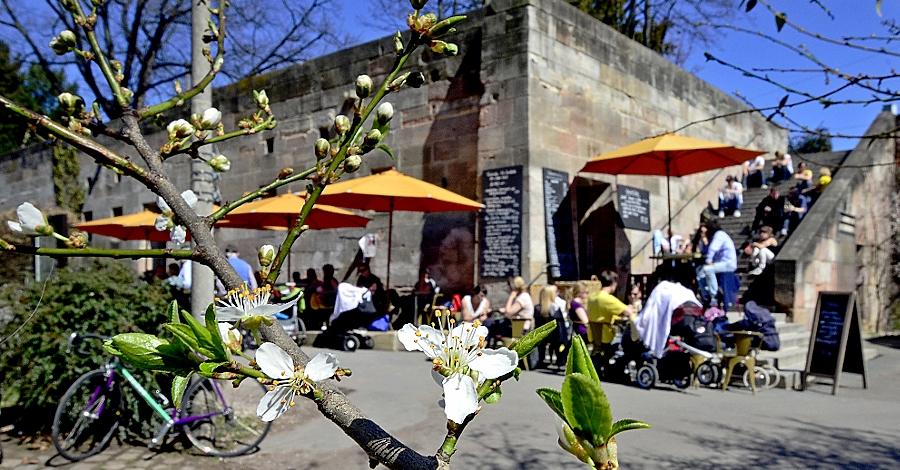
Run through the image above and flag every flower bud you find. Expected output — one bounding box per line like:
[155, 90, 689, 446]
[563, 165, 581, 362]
[66, 231, 88, 249]
[253, 89, 270, 110]
[410, 0, 427, 9]
[199, 107, 222, 129]
[170, 225, 187, 244]
[393, 31, 404, 54]
[414, 13, 438, 32]
[57, 92, 82, 115]
[355, 75, 373, 99]
[155, 215, 172, 231]
[363, 128, 382, 149]
[208, 154, 231, 172]
[50, 30, 77, 55]
[278, 167, 294, 179]
[166, 119, 195, 140]
[375, 102, 394, 125]
[334, 115, 351, 134]
[119, 87, 134, 103]
[257, 244, 275, 267]
[314, 138, 331, 160]
[343, 155, 362, 173]
[218, 323, 243, 351]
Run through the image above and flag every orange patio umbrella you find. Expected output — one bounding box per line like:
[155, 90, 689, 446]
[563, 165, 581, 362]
[317, 169, 484, 287]
[75, 209, 186, 242]
[217, 193, 370, 230]
[581, 134, 765, 230]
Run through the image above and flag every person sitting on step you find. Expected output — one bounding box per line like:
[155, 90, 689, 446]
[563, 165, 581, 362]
[718, 174, 743, 218]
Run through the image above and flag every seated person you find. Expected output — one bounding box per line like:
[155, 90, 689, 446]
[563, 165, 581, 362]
[802, 167, 832, 203]
[536, 284, 570, 366]
[328, 281, 380, 333]
[695, 218, 737, 304]
[487, 276, 534, 338]
[751, 187, 784, 233]
[718, 175, 744, 218]
[745, 154, 766, 188]
[781, 189, 808, 236]
[569, 281, 591, 340]
[768, 150, 794, 184]
[792, 161, 814, 192]
[461, 284, 491, 322]
[586, 270, 635, 346]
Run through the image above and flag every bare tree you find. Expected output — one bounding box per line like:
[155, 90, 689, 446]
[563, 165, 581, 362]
[0, 0, 340, 115]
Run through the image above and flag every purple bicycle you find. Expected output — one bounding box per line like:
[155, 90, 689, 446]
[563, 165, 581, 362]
[51, 333, 271, 461]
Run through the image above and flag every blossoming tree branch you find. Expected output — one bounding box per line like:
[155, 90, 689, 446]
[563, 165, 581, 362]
[0, 0, 647, 468]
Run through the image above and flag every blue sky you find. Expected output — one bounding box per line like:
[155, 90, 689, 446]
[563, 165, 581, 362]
[336, 0, 898, 150]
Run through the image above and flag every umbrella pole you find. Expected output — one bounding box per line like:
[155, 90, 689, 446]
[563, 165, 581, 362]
[386, 199, 394, 289]
[666, 157, 673, 233]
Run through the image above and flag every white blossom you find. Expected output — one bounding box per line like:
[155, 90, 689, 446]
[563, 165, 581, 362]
[255, 343, 338, 421]
[199, 107, 222, 129]
[398, 317, 518, 424]
[215, 285, 299, 322]
[166, 119, 195, 140]
[6, 202, 51, 236]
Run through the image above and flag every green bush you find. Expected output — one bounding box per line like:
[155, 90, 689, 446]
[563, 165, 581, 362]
[0, 259, 173, 434]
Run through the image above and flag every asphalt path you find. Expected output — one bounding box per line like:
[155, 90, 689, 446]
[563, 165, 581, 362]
[2, 340, 899, 469]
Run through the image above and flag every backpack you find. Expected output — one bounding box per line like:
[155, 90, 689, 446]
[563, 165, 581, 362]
[742, 301, 780, 351]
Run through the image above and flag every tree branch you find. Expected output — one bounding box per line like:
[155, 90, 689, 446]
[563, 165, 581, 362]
[208, 166, 317, 221]
[3, 245, 194, 260]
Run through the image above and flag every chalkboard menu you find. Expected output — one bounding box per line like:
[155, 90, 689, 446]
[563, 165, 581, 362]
[617, 185, 651, 231]
[480, 166, 523, 278]
[542, 168, 569, 280]
[804, 291, 868, 395]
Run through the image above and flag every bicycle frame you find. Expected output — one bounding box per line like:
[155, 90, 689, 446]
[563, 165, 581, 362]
[90, 362, 230, 428]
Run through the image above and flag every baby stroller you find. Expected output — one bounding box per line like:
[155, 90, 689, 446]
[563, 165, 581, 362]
[624, 281, 716, 390]
[313, 283, 376, 352]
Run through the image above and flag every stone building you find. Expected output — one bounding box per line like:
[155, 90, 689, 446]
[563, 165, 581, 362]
[1, 0, 893, 329]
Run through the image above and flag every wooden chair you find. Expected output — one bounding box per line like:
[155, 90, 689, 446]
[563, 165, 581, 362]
[718, 331, 763, 394]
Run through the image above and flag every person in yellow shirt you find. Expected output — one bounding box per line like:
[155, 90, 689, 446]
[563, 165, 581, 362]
[587, 270, 635, 345]
[803, 167, 832, 203]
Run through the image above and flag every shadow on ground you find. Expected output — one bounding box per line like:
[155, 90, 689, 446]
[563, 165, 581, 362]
[623, 419, 900, 469]
[867, 335, 900, 350]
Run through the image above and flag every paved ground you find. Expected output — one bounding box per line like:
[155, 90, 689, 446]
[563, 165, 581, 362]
[2, 338, 899, 469]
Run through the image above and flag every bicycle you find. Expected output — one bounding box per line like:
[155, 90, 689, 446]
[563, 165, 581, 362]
[51, 332, 271, 461]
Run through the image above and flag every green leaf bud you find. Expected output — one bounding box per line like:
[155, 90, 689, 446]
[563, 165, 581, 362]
[427, 15, 466, 37]
[315, 138, 331, 159]
[334, 114, 351, 134]
[429, 40, 458, 56]
[258, 244, 275, 267]
[393, 31, 404, 54]
[343, 154, 362, 173]
[355, 74, 374, 99]
[57, 92, 82, 115]
[253, 89, 270, 111]
[49, 30, 77, 55]
[208, 154, 231, 172]
[375, 102, 394, 125]
[363, 128, 382, 149]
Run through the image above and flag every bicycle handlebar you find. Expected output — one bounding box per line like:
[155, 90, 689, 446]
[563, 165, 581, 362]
[66, 332, 111, 355]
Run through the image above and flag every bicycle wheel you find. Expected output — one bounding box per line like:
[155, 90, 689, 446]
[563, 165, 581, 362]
[52, 369, 121, 461]
[182, 378, 271, 457]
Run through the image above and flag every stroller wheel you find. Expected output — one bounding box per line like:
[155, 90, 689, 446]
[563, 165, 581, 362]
[762, 365, 781, 389]
[695, 361, 720, 387]
[340, 335, 360, 352]
[362, 335, 375, 349]
[635, 364, 657, 390]
[742, 366, 769, 390]
[672, 373, 692, 390]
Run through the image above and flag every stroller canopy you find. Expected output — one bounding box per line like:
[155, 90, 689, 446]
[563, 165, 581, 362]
[635, 281, 702, 358]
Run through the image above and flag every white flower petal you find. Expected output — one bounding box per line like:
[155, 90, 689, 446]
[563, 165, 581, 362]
[181, 190, 198, 208]
[257, 386, 292, 422]
[255, 342, 294, 379]
[305, 352, 339, 382]
[17, 202, 44, 230]
[215, 306, 245, 322]
[450, 323, 488, 349]
[217, 322, 241, 348]
[248, 297, 299, 318]
[6, 220, 23, 233]
[157, 196, 170, 213]
[154, 215, 169, 232]
[170, 225, 186, 244]
[468, 347, 518, 380]
[397, 324, 444, 359]
[442, 373, 478, 424]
